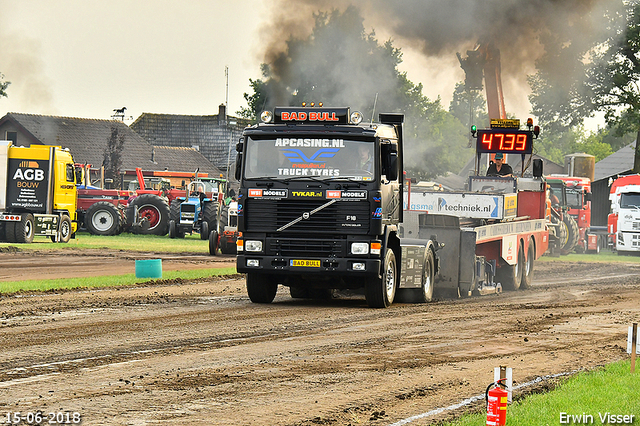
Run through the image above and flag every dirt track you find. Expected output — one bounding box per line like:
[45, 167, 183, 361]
[0, 250, 639, 426]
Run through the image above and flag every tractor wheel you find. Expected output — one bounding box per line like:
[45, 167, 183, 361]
[365, 248, 397, 308]
[521, 239, 535, 289]
[85, 201, 122, 236]
[169, 199, 182, 223]
[561, 215, 579, 255]
[219, 204, 229, 234]
[200, 220, 209, 240]
[246, 273, 278, 304]
[14, 214, 35, 244]
[203, 202, 219, 235]
[208, 230, 219, 255]
[126, 194, 170, 235]
[168, 220, 177, 239]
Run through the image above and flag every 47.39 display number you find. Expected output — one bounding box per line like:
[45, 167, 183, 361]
[3, 411, 82, 425]
[476, 130, 533, 154]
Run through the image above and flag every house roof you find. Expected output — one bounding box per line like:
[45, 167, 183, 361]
[594, 142, 635, 181]
[151, 146, 223, 176]
[130, 109, 248, 169]
[0, 113, 220, 175]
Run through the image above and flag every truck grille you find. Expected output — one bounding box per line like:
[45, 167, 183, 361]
[245, 199, 370, 234]
[266, 237, 345, 257]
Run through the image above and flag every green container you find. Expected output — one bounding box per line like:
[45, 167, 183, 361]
[135, 259, 162, 279]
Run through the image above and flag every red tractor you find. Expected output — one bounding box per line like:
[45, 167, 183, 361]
[548, 175, 599, 253]
[75, 165, 177, 236]
[75, 164, 129, 236]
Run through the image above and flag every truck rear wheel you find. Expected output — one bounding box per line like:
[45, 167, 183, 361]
[365, 248, 397, 308]
[13, 214, 34, 244]
[246, 273, 278, 303]
[498, 244, 524, 291]
[398, 248, 435, 303]
[521, 239, 535, 289]
[85, 201, 122, 235]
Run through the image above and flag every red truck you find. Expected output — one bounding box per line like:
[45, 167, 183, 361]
[547, 175, 599, 253]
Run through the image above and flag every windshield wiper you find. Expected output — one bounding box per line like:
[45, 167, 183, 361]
[281, 175, 330, 185]
[323, 176, 365, 187]
[247, 177, 288, 187]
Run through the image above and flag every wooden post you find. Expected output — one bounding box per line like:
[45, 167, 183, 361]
[499, 365, 507, 381]
[632, 323, 637, 374]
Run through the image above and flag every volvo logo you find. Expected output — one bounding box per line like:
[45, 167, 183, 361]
[303, 212, 310, 220]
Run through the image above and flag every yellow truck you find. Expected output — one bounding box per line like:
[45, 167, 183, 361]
[0, 141, 77, 243]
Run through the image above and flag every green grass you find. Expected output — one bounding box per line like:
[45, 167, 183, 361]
[0, 267, 238, 294]
[444, 360, 640, 426]
[0, 231, 210, 253]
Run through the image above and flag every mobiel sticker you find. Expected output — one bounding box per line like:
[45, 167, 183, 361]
[327, 190, 367, 199]
[248, 189, 288, 199]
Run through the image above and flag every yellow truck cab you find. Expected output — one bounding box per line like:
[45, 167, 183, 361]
[0, 141, 77, 243]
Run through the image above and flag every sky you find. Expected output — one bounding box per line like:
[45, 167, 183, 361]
[0, 1, 605, 130]
[0, 0, 270, 120]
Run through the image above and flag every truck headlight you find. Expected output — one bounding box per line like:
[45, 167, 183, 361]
[351, 242, 369, 255]
[245, 240, 263, 252]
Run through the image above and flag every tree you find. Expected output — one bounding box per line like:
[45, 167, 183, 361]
[586, 1, 640, 171]
[449, 82, 488, 131]
[103, 126, 125, 189]
[241, 6, 473, 179]
[0, 73, 10, 98]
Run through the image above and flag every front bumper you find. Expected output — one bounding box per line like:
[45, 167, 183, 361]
[237, 254, 380, 277]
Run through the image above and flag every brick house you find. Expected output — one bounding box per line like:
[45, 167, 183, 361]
[130, 104, 248, 176]
[0, 112, 222, 188]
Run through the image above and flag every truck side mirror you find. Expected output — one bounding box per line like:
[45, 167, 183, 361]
[382, 143, 398, 180]
[236, 139, 244, 153]
[584, 191, 592, 202]
[235, 153, 243, 181]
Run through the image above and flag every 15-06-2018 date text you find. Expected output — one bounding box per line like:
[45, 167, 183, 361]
[3, 412, 81, 425]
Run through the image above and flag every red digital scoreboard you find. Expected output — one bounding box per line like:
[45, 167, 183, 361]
[476, 129, 533, 155]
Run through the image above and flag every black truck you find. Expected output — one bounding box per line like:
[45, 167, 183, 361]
[234, 106, 439, 308]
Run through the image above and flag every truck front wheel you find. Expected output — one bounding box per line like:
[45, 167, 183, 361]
[57, 215, 72, 243]
[246, 273, 278, 303]
[366, 248, 397, 308]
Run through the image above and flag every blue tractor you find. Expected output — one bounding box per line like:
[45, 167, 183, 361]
[168, 179, 221, 242]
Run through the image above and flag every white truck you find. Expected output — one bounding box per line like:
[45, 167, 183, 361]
[608, 174, 640, 254]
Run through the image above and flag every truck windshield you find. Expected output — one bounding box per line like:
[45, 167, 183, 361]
[566, 189, 582, 209]
[243, 137, 375, 181]
[620, 193, 640, 209]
